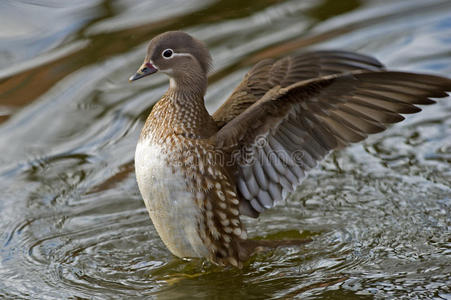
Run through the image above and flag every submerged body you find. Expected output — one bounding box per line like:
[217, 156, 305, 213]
[130, 31, 451, 267]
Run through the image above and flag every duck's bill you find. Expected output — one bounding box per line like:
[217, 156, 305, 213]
[129, 62, 158, 82]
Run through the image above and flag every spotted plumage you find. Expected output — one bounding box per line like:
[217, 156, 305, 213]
[130, 31, 451, 267]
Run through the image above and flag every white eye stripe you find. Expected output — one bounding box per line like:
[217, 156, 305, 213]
[172, 52, 194, 58]
[161, 49, 194, 60]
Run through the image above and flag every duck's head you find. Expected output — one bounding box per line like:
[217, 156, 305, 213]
[129, 31, 211, 93]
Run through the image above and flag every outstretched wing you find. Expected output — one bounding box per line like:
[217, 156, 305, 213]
[212, 51, 384, 128]
[212, 71, 451, 217]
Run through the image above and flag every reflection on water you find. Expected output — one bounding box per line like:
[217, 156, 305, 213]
[0, 0, 450, 298]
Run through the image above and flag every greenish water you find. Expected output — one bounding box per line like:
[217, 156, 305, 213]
[0, 0, 450, 299]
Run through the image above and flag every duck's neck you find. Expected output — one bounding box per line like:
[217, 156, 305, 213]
[168, 70, 207, 99]
[142, 75, 217, 142]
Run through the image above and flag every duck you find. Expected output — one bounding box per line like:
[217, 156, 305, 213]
[129, 31, 451, 267]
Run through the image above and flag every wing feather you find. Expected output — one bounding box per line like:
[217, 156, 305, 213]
[213, 51, 385, 127]
[212, 71, 451, 217]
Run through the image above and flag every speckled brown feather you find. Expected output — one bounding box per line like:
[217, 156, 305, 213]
[140, 89, 254, 267]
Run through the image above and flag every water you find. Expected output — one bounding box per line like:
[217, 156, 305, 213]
[0, 0, 450, 298]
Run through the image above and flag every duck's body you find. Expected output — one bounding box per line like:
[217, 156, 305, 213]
[135, 96, 212, 258]
[130, 31, 451, 267]
[135, 88, 248, 265]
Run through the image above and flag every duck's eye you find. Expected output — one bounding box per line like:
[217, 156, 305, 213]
[162, 49, 173, 58]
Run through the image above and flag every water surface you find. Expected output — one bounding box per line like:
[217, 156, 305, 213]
[0, 0, 450, 299]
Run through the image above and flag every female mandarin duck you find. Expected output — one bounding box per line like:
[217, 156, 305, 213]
[129, 31, 451, 267]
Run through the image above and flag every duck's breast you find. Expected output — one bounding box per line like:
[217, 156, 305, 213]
[134, 137, 209, 258]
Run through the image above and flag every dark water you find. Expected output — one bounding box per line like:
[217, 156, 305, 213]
[1, 0, 450, 299]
